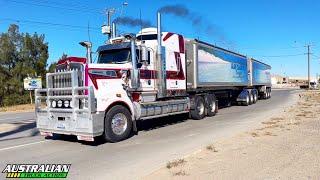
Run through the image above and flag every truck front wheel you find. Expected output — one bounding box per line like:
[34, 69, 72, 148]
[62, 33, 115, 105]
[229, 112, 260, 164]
[206, 94, 217, 117]
[104, 105, 133, 143]
[190, 95, 206, 120]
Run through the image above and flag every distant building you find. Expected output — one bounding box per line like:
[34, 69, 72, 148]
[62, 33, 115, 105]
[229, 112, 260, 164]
[271, 74, 288, 85]
[288, 76, 317, 84]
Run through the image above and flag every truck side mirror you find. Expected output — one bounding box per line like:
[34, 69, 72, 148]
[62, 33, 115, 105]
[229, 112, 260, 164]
[140, 44, 148, 63]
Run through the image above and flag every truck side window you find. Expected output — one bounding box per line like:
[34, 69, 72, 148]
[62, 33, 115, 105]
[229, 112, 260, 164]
[136, 49, 142, 68]
[136, 49, 151, 68]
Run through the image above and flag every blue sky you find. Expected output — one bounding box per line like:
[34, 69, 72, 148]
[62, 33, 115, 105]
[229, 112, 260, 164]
[1, 0, 320, 77]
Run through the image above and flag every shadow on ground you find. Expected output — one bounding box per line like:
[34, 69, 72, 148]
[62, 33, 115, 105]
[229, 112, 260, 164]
[0, 122, 38, 141]
[2, 99, 236, 145]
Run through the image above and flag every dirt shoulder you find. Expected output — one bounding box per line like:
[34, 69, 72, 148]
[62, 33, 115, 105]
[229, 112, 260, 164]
[144, 90, 320, 180]
[0, 104, 34, 113]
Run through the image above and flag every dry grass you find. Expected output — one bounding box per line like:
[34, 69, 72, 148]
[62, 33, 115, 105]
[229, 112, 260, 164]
[303, 111, 313, 114]
[265, 124, 280, 129]
[301, 103, 312, 107]
[166, 159, 186, 169]
[0, 104, 34, 112]
[270, 117, 284, 121]
[206, 144, 218, 152]
[172, 170, 187, 176]
[256, 124, 280, 131]
[263, 131, 277, 136]
[261, 121, 278, 125]
[251, 132, 259, 137]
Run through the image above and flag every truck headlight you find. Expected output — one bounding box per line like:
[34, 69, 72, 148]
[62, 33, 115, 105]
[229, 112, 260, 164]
[64, 100, 70, 108]
[57, 100, 63, 108]
[51, 100, 57, 108]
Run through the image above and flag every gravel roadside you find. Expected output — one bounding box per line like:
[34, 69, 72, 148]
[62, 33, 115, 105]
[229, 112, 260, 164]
[144, 90, 320, 180]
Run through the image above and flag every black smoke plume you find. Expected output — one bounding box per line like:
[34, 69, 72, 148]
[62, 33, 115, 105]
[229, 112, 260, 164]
[158, 4, 235, 49]
[114, 17, 151, 28]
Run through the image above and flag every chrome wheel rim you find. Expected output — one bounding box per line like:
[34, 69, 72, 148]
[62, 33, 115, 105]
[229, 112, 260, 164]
[246, 95, 249, 104]
[211, 101, 216, 112]
[254, 94, 257, 102]
[198, 101, 205, 115]
[111, 113, 128, 135]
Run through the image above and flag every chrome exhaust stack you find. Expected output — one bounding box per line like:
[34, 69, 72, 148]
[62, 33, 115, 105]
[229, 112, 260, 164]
[112, 22, 117, 38]
[79, 41, 92, 64]
[130, 36, 140, 89]
[156, 12, 167, 98]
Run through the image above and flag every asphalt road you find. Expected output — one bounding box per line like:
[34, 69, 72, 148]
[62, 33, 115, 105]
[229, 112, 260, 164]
[0, 89, 299, 180]
[0, 111, 36, 141]
[0, 111, 35, 123]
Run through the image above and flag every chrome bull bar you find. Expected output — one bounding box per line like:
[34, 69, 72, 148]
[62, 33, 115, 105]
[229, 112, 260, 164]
[35, 86, 96, 114]
[35, 70, 96, 115]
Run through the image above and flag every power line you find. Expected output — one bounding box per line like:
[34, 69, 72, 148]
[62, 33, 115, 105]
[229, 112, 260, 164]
[24, 0, 103, 12]
[8, 0, 102, 14]
[254, 53, 305, 58]
[0, 18, 101, 32]
[312, 54, 320, 59]
[239, 45, 305, 51]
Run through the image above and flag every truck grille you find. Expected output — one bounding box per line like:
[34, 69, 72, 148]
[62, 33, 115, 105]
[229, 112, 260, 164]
[35, 69, 96, 114]
[47, 70, 83, 96]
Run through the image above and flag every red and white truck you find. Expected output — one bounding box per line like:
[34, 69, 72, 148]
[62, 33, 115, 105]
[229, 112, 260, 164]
[35, 13, 271, 142]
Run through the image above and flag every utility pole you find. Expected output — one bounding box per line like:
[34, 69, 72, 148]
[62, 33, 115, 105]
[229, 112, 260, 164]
[306, 44, 312, 89]
[308, 45, 310, 89]
[103, 2, 128, 40]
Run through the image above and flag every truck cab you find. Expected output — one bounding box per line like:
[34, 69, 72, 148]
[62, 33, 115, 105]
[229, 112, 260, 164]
[35, 14, 190, 142]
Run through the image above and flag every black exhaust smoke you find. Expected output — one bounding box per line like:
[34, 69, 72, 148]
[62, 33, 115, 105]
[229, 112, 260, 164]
[114, 17, 151, 28]
[158, 4, 235, 49]
[158, 4, 202, 26]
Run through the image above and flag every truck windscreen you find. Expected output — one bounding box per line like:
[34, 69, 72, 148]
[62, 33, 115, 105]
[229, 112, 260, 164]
[98, 49, 131, 64]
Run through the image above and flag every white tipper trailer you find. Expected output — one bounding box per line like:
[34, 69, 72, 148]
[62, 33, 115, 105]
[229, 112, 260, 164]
[35, 13, 271, 142]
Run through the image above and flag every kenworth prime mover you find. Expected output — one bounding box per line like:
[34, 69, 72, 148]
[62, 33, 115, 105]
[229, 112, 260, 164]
[35, 13, 271, 142]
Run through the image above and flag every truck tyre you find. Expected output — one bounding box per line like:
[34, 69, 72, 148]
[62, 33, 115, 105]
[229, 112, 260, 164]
[249, 91, 254, 105]
[262, 92, 267, 99]
[205, 94, 217, 117]
[190, 96, 206, 120]
[253, 91, 258, 104]
[268, 89, 271, 99]
[104, 105, 133, 143]
[243, 92, 250, 106]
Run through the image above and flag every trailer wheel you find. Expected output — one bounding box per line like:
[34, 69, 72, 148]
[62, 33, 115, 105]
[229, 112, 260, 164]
[269, 90, 271, 99]
[253, 91, 258, 104]
[265, 89, 269, 99]
[268, 89, 271, 99]
[190, 95, 206, 120]
[205, 94, 217, 117]
[243, 92, 250, 106]
[104, 105, 133, 143]
[249, 91, 254, 105]
[262, 92, 267, 99]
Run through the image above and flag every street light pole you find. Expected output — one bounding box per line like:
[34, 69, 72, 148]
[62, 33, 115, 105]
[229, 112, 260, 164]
[307, 45, 310, 89]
